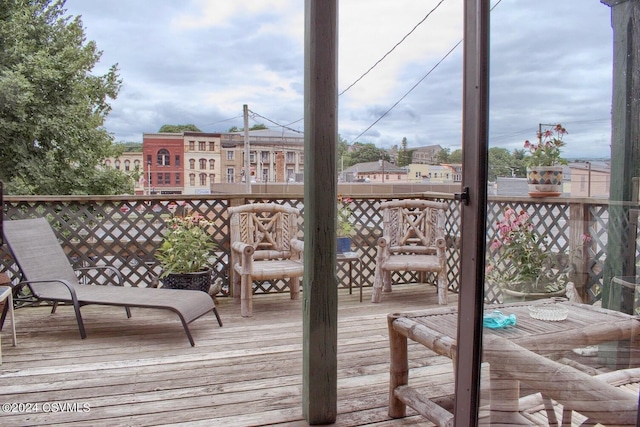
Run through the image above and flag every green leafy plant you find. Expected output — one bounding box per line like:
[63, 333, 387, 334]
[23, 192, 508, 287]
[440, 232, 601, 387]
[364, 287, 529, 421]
[523, 124, 568, 167]
[337, 195, 355, 237]
[155, 211, 217, 277]
[486, 207, 588, 294]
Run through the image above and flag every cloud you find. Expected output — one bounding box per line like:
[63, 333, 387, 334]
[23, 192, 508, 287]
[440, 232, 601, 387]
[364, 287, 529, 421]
[63, 0, 614, 158]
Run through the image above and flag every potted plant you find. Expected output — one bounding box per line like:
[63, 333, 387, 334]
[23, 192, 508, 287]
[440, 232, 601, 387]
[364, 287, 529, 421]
[337, 195, 355, 254]
[155, 210, 218, 292]
[523, 124, 568, 197]
[486, 207, 588, 302]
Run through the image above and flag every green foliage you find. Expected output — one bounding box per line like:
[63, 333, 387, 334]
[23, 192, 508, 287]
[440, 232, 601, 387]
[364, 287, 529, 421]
[155, 212, 217, 276]
[486, 207, 572, 293]
[523, 124, 568, 167]
[343, 142, 387, 167]
[0, 0, 127, 195]
[227, 123, 268, 132]
[118, 142, 143, 152]
[337, 196, 354, 237]
[396, 137, 414, 167]
[158, 124, 202, 133]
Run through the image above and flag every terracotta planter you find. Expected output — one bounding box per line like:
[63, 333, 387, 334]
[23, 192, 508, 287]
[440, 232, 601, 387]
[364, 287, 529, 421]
[336, 236, 352, 254]
[526, 165, 563, 197]
[162, 268, 211, 292]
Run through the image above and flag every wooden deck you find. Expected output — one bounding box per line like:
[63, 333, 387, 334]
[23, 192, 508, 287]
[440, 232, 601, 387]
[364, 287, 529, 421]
[0, 284, 456, 426]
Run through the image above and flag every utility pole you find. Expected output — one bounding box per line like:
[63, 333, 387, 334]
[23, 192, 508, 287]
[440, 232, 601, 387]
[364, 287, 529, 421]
[538, 123, 556, 143]
[243, 104, 251, 193]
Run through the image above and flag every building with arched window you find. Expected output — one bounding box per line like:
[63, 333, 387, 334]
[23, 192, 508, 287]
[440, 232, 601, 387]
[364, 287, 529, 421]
[142, 133, 184, 194]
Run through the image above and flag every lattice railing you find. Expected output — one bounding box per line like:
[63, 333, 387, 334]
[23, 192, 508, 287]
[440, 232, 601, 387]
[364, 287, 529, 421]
[0, 194, 629, 304]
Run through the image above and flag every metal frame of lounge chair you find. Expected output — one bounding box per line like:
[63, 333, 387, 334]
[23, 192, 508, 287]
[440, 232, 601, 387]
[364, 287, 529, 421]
[1, 217, 222, 346]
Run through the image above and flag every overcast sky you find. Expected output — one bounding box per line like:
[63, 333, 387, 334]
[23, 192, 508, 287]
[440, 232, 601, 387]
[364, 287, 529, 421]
[63, 0, 615, 158]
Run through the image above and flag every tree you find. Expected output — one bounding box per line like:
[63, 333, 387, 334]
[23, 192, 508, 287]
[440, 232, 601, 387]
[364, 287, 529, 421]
[118, 142, 143, 152]
[396, 137, 414, 167]
[488, 147, 516, 181]
[0, 0, 129, 195]
[227, 123, 268, 132]
[158, 124, 202, 133]
[437, 148, 451, 164]
[344, 142, 387, 167]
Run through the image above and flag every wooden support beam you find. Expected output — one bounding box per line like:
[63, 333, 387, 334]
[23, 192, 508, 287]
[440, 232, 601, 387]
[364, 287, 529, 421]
[302, 0, 338, 424]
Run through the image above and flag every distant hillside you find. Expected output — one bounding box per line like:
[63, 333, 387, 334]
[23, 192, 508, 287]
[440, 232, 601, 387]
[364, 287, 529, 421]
[117, 142, 143, 152]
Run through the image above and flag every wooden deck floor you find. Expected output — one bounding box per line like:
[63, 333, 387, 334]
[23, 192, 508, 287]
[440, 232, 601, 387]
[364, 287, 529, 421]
[0, 284, 456, 426]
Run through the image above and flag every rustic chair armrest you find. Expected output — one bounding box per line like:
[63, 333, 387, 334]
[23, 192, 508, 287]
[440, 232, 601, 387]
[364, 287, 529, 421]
[231, 241, 255, 256]
[291, 238, 304, 253]
[377, 235, 390, 248]
[75, 265, 124, 286]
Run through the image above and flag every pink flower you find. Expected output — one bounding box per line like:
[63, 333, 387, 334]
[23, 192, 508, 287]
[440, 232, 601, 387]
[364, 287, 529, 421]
[581, 233, 592, 243]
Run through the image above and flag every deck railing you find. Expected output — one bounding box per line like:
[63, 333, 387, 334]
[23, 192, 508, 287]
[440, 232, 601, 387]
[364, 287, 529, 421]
[0, 193, 631, 303]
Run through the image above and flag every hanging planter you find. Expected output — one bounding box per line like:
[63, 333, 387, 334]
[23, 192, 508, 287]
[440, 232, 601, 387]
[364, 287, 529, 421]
[526, 165, 564, 197]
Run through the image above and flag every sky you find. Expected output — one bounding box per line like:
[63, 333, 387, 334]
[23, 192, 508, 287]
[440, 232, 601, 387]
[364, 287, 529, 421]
[63, 0, 615, 159]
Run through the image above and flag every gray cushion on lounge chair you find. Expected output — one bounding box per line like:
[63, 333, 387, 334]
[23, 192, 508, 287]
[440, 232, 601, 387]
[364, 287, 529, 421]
[3, 217, 222, 346]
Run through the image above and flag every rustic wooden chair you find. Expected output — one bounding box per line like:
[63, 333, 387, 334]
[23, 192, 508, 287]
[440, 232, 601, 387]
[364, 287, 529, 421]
[372, 200, 448, 304]
[228, 203, 304, 317]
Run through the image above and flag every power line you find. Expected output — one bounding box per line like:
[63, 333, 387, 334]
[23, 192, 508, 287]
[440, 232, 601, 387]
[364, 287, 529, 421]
[339, 0, 448, 96]
[349, 0, 505, 144]
[349, 39, 462, 144]
[200, 115, 243, 128]
[248, 110, 304, 134]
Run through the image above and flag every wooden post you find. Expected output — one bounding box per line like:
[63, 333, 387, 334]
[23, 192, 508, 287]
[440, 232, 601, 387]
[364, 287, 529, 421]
[302, 0, 338, 424]
[388, 314, 408, 418]
[600, 0, 640, 309]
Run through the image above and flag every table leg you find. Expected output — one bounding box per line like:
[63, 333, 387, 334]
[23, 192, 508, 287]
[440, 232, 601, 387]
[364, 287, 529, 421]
[388, 315, 408, 418]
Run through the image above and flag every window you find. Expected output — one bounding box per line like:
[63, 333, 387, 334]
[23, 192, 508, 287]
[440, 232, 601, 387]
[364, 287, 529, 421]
[165, 173, 170, 184]
[157, 172, 163, 184]
[250, 152, 256, 163]
[198, 141, 206, 151]
[189, 159, 196, 169]
[188, 140, 195, 151]
[262, 168, 269, 182]
[227, 168, 235, 183]
[209, 159, 215, 169]
[105, 159, 111, 167]
[287, 168, 294, 180]
[226, 150, 234, 160]
[261, 151, 269, 162]
[199, 159, 207, 170]
[157, 149, 170, 166]
[189, 174, 195, 186]
[199, 173, 207, 186]
[415, 172, 421, 178]
[175, 155, 180, 167]
[209, 174, 215, 183]
[134, 160, 140, 168]
[175, 173, 181, 184]
[124, 160, 130, 171]
[114, 160, 120, 170]
[299, 153, 304, 164]
[209, 141, 215, 151]
[286, 151, 295, 163]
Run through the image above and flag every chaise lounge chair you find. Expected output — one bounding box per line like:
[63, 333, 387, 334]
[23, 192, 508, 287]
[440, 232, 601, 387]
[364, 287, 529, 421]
[2, 217, 222, 346]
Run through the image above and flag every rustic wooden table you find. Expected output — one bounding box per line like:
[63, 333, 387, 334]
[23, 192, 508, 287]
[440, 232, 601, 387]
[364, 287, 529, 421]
[387, 300, 640, 425]
[337, 252, 362, 302]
